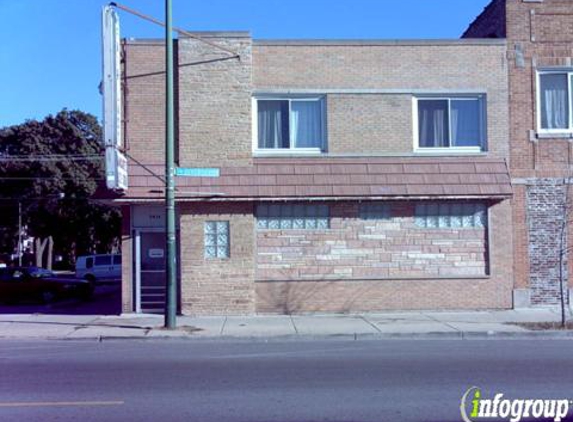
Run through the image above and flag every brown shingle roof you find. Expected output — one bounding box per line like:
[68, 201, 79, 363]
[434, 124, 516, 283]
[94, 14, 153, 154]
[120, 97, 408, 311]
[116, 156, 512, 202]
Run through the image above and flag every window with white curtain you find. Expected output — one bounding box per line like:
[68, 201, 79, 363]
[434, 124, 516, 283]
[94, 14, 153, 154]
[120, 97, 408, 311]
[255, 97, 325, 152]
[416, 96, 486, 151]
[538, 71, 573, 132]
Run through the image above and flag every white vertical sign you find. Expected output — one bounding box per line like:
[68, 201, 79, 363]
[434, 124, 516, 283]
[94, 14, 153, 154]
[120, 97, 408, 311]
[102, 5, 127, 190]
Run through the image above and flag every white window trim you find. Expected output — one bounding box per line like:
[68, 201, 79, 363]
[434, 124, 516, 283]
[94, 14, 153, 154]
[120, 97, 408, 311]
[536, 69, 573, 135]
[252, 95, 327, 155]
[412, 95, 486, 154]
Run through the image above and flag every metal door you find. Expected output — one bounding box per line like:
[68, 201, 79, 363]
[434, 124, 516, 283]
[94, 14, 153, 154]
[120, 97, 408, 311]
[136, 231, 166, 314]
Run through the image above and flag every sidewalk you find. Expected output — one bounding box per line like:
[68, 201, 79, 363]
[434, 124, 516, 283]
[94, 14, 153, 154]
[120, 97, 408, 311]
[0, 308, 572, 341]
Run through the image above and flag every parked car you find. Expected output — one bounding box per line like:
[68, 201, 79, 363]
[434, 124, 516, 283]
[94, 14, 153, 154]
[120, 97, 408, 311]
[0, 266, 94, 304]
[75, 254, 121, 284]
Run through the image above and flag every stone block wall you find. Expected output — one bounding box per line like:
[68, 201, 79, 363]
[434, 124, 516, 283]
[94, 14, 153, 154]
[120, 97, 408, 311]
[255, 200, 513, 314]
[256, 202, 488, 282]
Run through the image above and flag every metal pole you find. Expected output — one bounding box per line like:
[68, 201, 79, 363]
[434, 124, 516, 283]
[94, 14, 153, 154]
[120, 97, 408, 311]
[18, 201, 22, 266]
[164, 0, 177, 328]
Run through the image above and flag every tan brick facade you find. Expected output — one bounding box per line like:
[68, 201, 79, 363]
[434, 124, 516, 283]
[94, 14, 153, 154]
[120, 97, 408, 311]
[179, 202, 255, 315]
[123, 40, 166, 164]
[178, 35, 253, 168]
[119, 32, 513, 315]
[327, 95, 412, 154]
[253, 41, 509, 159]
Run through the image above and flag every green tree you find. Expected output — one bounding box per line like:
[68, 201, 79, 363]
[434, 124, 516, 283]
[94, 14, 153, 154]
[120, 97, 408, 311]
[0, 109, 121, 268]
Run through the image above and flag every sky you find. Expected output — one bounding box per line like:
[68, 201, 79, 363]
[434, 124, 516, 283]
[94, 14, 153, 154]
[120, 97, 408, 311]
[0, 0, 492, 127]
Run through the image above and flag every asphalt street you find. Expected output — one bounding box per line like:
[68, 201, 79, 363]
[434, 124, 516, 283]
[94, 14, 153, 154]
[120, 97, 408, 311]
[0, 339, 572, 422]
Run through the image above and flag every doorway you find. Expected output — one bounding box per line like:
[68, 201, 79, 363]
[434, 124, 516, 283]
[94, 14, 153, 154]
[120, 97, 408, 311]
[135, 231, 167, 314]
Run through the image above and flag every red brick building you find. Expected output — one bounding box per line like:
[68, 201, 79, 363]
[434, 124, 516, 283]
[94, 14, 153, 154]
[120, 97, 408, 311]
[465, 0, 573, 307]
[115, 32, 513, 315]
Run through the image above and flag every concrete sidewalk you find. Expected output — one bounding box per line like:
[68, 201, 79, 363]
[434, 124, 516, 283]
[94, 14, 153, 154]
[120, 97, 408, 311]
[0, 308, 572, 340]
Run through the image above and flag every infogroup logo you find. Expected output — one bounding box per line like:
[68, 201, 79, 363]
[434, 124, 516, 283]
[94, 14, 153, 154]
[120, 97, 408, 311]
[460, 387, 571, 422]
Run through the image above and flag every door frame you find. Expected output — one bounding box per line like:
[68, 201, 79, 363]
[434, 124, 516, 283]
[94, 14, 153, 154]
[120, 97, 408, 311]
[134, 228, 164, 313]
[133, 228, 181, 314]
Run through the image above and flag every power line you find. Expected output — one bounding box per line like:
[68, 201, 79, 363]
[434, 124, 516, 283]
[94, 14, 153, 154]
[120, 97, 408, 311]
[0, 177, 105, 181]
[111, 2, 241, 59]
[0, 154, 102, 157]
[0, 156, 103, 163]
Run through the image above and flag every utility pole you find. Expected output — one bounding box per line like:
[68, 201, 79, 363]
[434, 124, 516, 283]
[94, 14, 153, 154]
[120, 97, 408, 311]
[18, 201, 22, 266]
[164, 0, 177, 328]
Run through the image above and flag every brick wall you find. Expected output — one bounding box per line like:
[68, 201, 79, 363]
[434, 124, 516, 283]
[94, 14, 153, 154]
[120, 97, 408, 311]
[120, 205, 133, 313]
[256, 199, 513, 313]
[121, 33, 514, 313]
[124, 38, 509, 163]
[511, 184, 530, 289]
[253, 41, 509, 159]
[327, 94, 412, 154]
[527, 179, 569, 304]
[123, 40, 166, 165]
[462, 0, 506, 39]
[465, 0, 573, 305]
[179, 202, 255, 315]
[178, 34, 253, 168]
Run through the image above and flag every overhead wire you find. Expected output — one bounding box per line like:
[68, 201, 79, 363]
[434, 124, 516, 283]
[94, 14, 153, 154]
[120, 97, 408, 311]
[0, 156, 104, 163]
[110, 2, 241, 60]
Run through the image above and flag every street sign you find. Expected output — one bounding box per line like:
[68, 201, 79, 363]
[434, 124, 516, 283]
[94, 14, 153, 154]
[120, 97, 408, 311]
[175, 167, 220, 177]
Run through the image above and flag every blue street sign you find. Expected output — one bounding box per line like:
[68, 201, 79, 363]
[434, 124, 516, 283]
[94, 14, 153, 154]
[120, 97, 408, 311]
[175, 167, 220, 177]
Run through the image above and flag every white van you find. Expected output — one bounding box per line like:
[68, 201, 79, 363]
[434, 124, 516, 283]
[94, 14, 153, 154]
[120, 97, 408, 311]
[75, 254, 121, 284]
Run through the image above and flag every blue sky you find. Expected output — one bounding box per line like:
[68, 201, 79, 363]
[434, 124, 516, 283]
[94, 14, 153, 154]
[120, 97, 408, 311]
[0, 0, 492, 127]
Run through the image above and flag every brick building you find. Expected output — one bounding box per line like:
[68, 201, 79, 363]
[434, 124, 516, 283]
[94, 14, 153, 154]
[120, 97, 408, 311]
[465, 0, 573, 307]
[115, 32, 513, 315]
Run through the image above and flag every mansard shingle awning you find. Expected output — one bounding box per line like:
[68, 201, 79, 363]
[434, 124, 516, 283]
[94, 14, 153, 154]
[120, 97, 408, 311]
[118, 156, 512, 202]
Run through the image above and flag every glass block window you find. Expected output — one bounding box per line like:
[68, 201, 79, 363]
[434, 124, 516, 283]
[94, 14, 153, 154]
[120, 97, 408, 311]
[204, 221, 230, 259]
[415, 203, 487, 229]
[359, 203, 391, 220]
[256, 203, 329, 230]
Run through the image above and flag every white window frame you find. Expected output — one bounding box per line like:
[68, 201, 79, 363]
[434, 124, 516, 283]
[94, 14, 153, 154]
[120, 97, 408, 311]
[252, 95, 327, 155]
[413, 95, 486, 154]
[536, 69, 573, 135]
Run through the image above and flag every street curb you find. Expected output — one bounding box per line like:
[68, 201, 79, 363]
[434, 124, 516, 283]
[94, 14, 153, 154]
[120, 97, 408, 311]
[3, 329, 573, 342]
